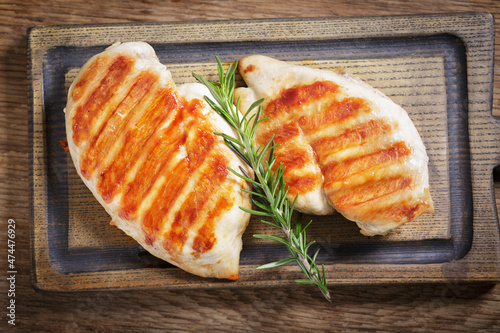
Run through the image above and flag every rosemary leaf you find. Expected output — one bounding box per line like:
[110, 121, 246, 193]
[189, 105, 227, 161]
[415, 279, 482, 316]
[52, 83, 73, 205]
[253, 234, 290, 246]
[256, 257, 296, 270]
[239, 206, 274, 217]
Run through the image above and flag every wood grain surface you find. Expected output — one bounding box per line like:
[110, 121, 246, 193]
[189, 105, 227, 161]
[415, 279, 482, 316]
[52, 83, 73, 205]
[27, 14, 498, 293]
[1, 1, 500, 332]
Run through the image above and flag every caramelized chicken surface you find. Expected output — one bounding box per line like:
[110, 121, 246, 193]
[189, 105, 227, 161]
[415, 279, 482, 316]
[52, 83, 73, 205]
[65, 42, 251, 279]
[235, 55, 434, 236]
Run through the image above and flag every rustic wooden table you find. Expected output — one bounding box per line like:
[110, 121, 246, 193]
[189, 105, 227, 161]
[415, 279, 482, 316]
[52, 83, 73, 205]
[2, 1, 500, 332]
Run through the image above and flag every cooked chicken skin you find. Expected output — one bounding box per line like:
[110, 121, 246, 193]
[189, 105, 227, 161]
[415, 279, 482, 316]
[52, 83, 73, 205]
[235, 55, 434, 236]
[65, 42, 252, 279]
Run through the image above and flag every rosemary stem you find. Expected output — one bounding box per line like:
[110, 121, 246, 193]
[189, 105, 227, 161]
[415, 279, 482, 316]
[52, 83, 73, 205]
[193, 58, 331, 302]
[241, 98, 332, 302]
[280, 220, 331, 302]
[257, 167, 331, 302]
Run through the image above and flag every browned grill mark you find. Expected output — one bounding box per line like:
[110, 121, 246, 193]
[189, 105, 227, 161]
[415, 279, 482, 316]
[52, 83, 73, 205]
[72, 55, 134, 146]
[362, 192, 433, 223]
[118, 124, 189, 220]
[118, 99, 208, 220]
[323, 141, 412, 187]
[243, 64, 256, 74]
[80, 71, 158, 178]
[275, 145, 314, 173]
[162, 156, 229, 252]
[258, 122, 302, 145]
[141, 159, 190, 245]
[184, 125, 218, 172]
[382, 200, 432, 222]
[71, 55, 110, 102]
[97, 87, 180, 202]
[297, 96, 370, 133]
[140, 107, 220, 246]
[311, 119, 393, 159]
[334, 175, 413, 209]
[264, 81, 340, 118]
[192, 196, 232, 255]
[285, 174, 321, 195]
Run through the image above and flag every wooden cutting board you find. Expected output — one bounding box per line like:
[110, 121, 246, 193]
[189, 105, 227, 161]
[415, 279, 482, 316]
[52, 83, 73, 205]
[28, 13, 500, 291]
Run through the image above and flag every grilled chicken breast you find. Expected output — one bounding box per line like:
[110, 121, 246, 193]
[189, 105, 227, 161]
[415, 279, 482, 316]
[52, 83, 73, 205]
[65, 42, 251, 279]
[235, 55, 434, 236]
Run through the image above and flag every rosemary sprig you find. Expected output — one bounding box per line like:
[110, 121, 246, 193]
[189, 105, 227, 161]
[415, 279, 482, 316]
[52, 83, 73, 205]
[193, 56, 331, 302]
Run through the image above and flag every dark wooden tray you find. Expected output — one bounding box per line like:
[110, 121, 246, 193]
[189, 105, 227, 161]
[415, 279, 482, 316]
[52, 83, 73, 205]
[28, 13, 500, 291]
